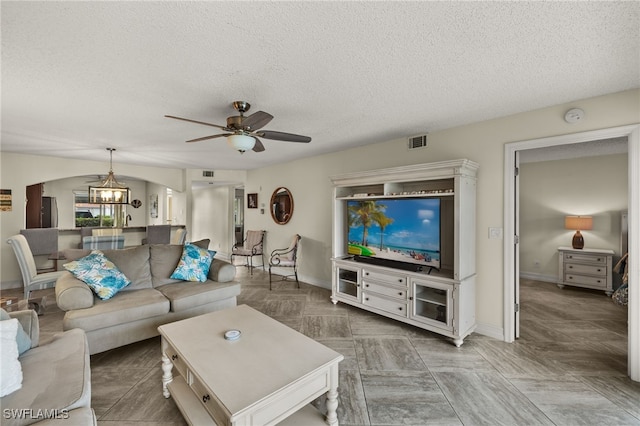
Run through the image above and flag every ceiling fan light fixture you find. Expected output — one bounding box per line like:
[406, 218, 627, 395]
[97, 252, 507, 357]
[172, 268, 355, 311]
[227, 134, 255, 153]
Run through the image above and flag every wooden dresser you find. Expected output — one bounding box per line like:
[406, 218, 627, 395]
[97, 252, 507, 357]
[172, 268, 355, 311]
[557, 247, 614, 296]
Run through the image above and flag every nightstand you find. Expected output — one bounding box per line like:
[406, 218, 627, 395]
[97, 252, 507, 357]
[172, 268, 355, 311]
[557, 247, 614, 296]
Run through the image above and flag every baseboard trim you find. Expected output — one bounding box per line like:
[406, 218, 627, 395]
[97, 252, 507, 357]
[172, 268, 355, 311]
[474, 322, 505, 341]
[0, 280, 22, 291]
[519, 272, 557, 283]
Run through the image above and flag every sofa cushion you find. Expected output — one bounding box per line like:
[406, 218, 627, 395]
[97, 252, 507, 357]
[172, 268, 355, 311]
[170, 244, 215, 282]
[156, 280, 242, 312]
[56, 272, 95, 311]
[62, 248, 91, 261]
[63, 288, 169, 332]
[0, 319, 22, 397]
[102, 245, 153, 290]
[0, 309, 31, 355]
[1, 328, 91, 426]
[64, 251, 131, 300]
[149, 244, 184, 287]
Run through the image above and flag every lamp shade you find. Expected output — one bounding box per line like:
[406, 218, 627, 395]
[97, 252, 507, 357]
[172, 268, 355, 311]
[564, 215, 593, 231]
[227, 134, 256, 152]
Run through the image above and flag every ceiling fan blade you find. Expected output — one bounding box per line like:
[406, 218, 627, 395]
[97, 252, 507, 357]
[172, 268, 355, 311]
[165, 115, 228, 130]
[252, 138, 266, 152]
[242, 111, 274, 131]
[256, 130, 311, 143]
[185, 133, 230, 143]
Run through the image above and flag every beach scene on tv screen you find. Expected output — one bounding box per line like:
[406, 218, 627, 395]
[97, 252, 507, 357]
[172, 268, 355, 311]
[347, 198, 440, 269]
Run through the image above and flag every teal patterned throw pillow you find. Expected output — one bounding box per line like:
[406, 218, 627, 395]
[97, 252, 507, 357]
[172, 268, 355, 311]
[64, 250, 131, 300]
[170, 243, 215, 282]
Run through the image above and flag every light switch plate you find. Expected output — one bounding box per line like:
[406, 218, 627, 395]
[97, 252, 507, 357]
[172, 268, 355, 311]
[489, 227, 503, 239]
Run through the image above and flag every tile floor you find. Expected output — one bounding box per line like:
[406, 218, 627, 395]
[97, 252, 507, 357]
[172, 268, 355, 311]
[9, 272, 640, 425]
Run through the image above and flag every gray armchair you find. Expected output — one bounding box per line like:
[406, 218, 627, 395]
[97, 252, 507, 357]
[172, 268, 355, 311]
[7, 234, 65, 299]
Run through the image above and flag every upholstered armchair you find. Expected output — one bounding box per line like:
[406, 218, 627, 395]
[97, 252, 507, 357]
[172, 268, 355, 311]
[231, 230, 265, 275]
[7, 234, 65, 299]
[268, 234, 301, 290]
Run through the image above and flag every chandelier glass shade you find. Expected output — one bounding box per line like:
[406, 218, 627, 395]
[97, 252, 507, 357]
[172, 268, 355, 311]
[88, 148, 131, 205]
[227, 134, 256, 153]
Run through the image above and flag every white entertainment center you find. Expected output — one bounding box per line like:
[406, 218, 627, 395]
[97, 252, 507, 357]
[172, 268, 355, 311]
[330, 159, 478, 347]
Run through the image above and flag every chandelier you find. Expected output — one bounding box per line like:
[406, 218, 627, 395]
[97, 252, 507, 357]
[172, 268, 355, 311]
[88, 148, 131, 204]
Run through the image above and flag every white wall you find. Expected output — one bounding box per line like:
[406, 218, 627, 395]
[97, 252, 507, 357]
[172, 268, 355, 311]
[244, 88, 640, 334]
[191, 185, 234, 258]
[519, 154, 628, 281]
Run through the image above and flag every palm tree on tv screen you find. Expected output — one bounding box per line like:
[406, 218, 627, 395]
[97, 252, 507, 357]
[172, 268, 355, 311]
[349, 201, 391, 248]
[372, 211, 394, 250]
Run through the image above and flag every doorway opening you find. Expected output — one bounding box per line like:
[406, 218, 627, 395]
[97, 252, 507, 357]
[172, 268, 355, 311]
[504, 124, 640, 381]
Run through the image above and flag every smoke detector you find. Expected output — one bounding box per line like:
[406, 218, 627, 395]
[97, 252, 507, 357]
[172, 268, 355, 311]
[564, 108, 585, 124]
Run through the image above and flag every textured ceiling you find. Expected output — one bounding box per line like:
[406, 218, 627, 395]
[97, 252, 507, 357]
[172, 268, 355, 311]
[2, 1, 639, 171]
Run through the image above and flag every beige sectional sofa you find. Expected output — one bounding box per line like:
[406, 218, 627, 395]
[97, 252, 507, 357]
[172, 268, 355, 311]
[55, 242, 241, 354]
[1, 309, 95, 426]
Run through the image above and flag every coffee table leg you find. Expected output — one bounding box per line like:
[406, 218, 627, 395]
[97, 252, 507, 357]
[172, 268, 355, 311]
[161, 340, 173, 398]
[325, 364, 339, 425]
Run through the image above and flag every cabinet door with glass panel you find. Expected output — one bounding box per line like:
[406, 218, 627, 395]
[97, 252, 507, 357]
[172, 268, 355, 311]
[333, 264, 360, 303]
[410, 278, 453, 331]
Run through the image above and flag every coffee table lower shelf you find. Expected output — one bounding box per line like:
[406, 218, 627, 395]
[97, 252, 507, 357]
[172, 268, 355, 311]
[167, 376, 326, 426]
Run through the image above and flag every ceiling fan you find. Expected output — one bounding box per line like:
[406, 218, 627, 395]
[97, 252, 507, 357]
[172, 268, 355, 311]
[165, 101, 311, 153]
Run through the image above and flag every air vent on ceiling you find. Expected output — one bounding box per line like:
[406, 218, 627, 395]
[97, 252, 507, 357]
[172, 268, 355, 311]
[202, 170, 215, 178]
[408, 134, 428, 150]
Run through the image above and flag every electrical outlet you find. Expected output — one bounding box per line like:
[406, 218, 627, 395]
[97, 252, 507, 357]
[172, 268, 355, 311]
[488, 227, 503, 239]
[534, 260, 541, 269]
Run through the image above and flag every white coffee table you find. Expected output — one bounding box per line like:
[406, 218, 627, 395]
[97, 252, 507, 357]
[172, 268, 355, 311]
[158, 304, 343, 425]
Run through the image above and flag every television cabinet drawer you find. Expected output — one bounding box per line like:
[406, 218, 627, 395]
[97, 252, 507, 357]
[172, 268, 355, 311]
[363, 292, 408, 317]
[362, 269, 407, 286]
[362, 281, 407, 300]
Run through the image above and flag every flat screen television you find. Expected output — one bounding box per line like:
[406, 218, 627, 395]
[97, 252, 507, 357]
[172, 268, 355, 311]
[347, 197, 441, 270]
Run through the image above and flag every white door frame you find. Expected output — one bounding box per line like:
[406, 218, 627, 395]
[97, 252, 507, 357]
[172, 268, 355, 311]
[503, 124, 640, 381]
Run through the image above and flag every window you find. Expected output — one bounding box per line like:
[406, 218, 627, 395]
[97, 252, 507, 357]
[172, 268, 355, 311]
[74, 191, 126, 227]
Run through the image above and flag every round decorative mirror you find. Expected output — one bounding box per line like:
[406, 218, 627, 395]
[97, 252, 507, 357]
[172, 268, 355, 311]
[270, 187, 294, 225]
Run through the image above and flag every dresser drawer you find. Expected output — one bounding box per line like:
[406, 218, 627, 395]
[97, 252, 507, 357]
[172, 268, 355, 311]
[565, 274, 607, 289]
[362, 269, 407, 286]
[563, 252, 607, 264]
[565, 263, 607, 276]
[363, 292, 408, 317]
[362, 281, 407, 300]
